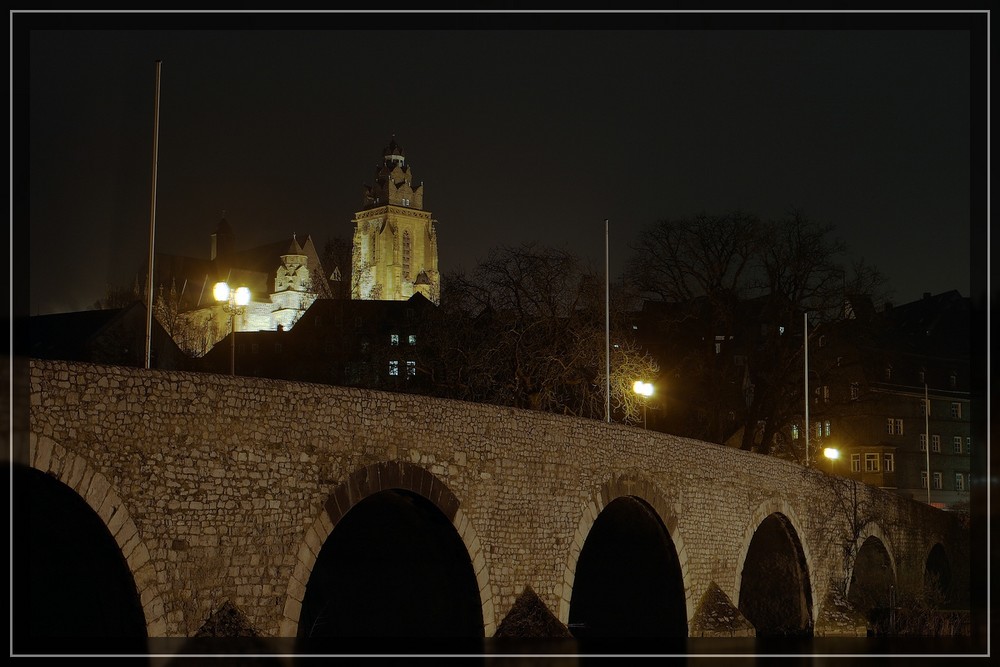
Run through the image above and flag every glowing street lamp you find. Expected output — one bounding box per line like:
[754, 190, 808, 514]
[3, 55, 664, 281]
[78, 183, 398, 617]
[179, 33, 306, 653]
[214, 281, 251, 376]
[823, 447, 840, 474]
[633, 380, 654, 430]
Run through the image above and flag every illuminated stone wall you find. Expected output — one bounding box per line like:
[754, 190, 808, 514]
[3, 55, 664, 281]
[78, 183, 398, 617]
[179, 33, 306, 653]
[22, 359, 969, 639]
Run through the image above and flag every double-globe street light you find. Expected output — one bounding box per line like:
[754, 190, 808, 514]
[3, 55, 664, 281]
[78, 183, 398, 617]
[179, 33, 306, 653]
[633, 380, 654, 430]
[214, 281, 250, 376]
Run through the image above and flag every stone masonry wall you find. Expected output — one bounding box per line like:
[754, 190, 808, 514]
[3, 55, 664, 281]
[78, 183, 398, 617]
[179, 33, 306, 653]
[21, 359, 967, 638]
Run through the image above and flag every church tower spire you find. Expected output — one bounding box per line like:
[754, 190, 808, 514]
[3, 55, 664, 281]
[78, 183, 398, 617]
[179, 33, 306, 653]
[351, 137, 439, 304]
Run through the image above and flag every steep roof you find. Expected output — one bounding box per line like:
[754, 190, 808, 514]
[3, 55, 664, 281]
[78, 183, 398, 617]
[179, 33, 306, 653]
[879, 290, 969, 355]
[383, 136, 404, 158]
[152, 231, 332, 308]
[19, 303, 189, 369]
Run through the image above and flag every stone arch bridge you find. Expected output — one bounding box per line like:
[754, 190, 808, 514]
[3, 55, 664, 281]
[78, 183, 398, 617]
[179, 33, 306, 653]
[16, 360, 968, 647]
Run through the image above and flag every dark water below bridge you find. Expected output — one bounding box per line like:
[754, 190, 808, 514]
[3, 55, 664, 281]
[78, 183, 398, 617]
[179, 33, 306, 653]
[127, 635, 988, 665]
[16, 636, 987, 667]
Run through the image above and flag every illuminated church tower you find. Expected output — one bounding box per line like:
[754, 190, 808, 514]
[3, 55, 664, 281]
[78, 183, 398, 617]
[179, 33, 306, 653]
[350, 138, 440, 305]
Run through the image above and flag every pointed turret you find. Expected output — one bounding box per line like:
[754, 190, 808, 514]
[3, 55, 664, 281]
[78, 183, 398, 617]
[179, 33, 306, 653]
[211, 213, 235, 260]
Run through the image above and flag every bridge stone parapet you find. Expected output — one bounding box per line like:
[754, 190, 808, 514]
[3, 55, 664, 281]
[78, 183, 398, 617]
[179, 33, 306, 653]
[20, 359, 968, 640]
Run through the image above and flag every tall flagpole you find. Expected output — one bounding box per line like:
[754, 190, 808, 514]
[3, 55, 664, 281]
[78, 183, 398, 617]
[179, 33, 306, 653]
[145, 60, 162, 370]
[605, 219, 611, 423]
[804, 311, 809, 466]
[925, 382, 931, 505]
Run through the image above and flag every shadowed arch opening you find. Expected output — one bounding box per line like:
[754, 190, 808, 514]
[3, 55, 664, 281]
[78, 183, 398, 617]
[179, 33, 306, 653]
[12, 464, 148, 655]
[296, 488, 483, 649]
[848, 535, 896, 632]
[738, 513, 813, 637]
[924, 543, 952, 606]
[568, 496, 687, 640]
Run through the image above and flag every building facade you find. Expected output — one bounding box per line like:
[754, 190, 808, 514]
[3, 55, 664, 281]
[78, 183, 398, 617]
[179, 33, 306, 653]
[197, 293, 437, 391]
[151, 217, 333, 356]
[351, 138, 440, 305]
[806, 291, 972, 510]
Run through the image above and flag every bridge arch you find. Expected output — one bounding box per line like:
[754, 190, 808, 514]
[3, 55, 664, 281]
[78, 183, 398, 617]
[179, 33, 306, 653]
[923, 540, 953, 605]
[735, 498, 815, 636]
[23, 432, 169, 638]
[558, 472, 690, 637]
[280, 460, 494, 638]
[847, 522, 898, 587]
[845, 524, 897, 626]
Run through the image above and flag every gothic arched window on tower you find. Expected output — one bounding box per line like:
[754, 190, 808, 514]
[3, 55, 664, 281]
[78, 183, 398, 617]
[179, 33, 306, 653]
[403, 231, 411, 279]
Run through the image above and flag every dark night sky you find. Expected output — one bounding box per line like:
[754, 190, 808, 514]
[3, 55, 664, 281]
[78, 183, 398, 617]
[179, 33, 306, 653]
[17, 12, 986, 316]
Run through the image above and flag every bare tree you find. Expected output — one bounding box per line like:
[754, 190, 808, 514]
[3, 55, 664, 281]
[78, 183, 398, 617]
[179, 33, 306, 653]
[427, 243, 657, 423]
[628, 209, 888, 453]
[92, 276, 142, 310]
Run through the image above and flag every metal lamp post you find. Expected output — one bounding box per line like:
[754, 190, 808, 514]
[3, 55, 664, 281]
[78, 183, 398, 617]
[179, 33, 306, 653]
[214, 281, 250, 376]
[633, 380, 654, 430]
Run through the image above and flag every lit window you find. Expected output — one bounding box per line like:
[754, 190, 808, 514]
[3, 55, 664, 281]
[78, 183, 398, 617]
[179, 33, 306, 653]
[824, 420, 831, 437]
[953, 436, 962, 454]
[390, 334, 399, 346]
[389, 360, 399, 376]
[919, 434, 926, 451]
[932, 472, 942, 490]
[883, 453, 895, 472]
[955, 472, 965, 491]
[931, 435, 941, 453]
[408, 334, 417, 345]
[864, 453, 880, 472]
[791, 424, 799, 440]
[851, 454, 861, 472]
[779, 326, 785, 335]
[815, 422, 822, 439]
[950, 402, 962, 419]
[406, 360, 416, 377]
